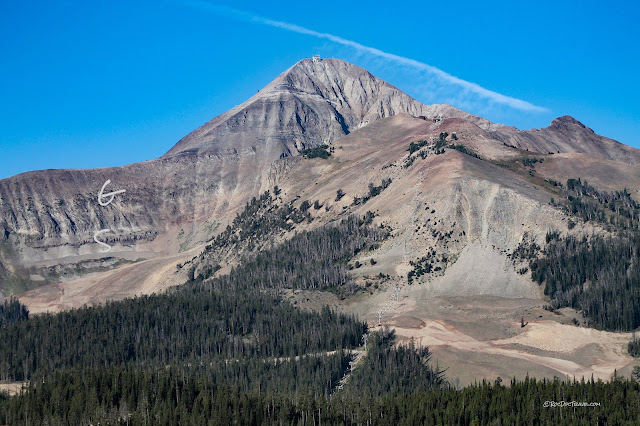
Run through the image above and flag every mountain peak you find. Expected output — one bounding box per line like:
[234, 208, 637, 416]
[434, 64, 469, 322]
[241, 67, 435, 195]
[550, 115, 594, 133]
[279, 57, 376, 88]
[163, 58, 499, 158]
[261, 57, 405, 124]
[284, 57, 372, 77]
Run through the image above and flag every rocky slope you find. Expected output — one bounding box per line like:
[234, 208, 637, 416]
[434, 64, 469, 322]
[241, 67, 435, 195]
[494, 115, 640, 165]
[0, 58, 502, 291]
[3, 57, 640, 385]
[1, 57, 639, 306]
[164, 58, 501, 159]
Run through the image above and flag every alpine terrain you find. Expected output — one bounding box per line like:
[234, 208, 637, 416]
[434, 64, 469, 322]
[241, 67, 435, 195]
[1, 57, 640, 423]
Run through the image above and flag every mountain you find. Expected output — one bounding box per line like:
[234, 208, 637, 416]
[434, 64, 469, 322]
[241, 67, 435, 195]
[2, 57, 640, 383]
[164, 58, 500, 159]
[0, 58, 502, 296]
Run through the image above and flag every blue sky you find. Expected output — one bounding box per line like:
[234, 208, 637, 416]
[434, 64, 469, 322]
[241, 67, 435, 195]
[1, 0, 639, 179]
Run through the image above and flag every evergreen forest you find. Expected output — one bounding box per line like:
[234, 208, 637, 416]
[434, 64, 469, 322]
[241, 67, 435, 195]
[523, 179, 640, 331]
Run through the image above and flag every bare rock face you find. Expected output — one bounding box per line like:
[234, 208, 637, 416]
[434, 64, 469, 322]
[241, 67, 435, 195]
[164, 58, 499, 160]
[0, 153, 261, 256]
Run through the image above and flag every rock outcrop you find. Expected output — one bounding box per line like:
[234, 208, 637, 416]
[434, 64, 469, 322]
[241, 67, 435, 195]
[493, 115, 640, 165]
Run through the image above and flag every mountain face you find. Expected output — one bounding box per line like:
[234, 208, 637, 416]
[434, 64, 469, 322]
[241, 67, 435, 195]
[0, 58, 501, 285]
[495, 115, 640, 165]
[3, 57, 640, 383]
[0, 57, 638, 304]
[164, 58, 500, 159]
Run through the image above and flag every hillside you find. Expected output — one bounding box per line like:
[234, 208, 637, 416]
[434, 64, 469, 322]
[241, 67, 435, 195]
[494, 115, 640, 165]
[0, 58, 499, 297]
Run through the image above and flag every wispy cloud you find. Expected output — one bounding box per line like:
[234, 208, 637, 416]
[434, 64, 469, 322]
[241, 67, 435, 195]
[184, 1, 547, 113]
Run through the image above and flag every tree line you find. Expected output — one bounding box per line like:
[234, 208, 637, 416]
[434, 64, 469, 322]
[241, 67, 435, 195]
[530, 232, 640, 331]
[0, 216, 390, 381]
[196, 215, 387, 296]
[523, 179, 640, 331]
[551, 178, 640, 231]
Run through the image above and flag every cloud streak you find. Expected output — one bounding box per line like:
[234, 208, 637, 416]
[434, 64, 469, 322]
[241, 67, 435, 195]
[184, 1, 547, 113]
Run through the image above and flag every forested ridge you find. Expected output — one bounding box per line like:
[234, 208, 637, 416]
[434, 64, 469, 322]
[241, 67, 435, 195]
[522, 179, 640, 331]
[186, 189, 315, 280]
[0, 290, 364, 381]
[186, 188, 386, 284]
[197, 215, 387, 295]
[344, 329, 446, 396]
[0, 216, 385, 382]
